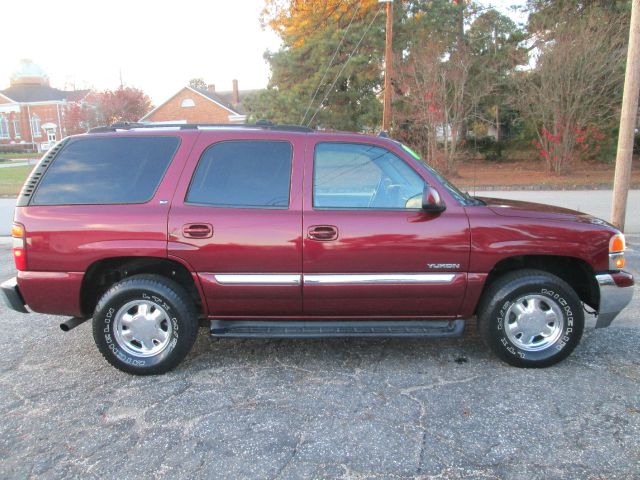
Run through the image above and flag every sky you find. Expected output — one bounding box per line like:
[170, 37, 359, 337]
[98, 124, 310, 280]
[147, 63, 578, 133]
[1, 0, 526, 105]
[1, 0, 282, 103]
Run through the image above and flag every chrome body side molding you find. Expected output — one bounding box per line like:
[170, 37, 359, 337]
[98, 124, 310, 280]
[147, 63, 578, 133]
[213, 274, 301, 285]
[212, 273, 456, 286]
[304, 273, 455, 284]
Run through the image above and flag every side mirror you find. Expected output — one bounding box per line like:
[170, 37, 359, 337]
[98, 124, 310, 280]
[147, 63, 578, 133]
[422, 186, 446, 213]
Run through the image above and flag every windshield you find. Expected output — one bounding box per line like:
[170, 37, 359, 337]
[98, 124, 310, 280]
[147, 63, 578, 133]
[400, 144, 483, 206]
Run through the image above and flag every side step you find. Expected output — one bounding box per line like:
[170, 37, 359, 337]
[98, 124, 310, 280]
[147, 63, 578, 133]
[210, 319, 465, 338]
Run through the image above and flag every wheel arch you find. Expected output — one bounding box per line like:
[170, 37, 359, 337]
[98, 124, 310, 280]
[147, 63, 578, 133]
[476, 255, 599, 314]
[80, 256, 205, 318]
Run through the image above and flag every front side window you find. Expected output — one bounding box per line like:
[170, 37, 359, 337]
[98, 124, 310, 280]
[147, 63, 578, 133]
[186, 140, 292, 208]
[32, 136, 179, 205]
[0, 116, 9, 139]
[313, 142, 425, 209]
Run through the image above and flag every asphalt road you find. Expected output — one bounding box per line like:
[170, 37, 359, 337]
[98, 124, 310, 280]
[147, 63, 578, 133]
[0, 239, 638, 479]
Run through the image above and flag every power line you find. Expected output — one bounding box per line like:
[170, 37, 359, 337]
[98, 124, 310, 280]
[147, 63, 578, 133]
[306, 5, 384, 127]
[300, 2, 362, 126]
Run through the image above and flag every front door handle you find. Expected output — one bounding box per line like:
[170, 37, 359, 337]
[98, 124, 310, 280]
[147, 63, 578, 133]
[182, 223, 213, 239]
[308, 225, 338, 241]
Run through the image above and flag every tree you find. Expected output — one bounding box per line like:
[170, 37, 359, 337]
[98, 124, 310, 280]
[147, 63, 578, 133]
[465, 10, 526, 142]
[63, 97, 100, 135]
[188, 78, 207, 90]
[394, 3, 525, 173]
[515, 7, 627, 172]
[248, 0, 384, 130]
[97, 87, 153, 125]
[527, 0, 629, 41]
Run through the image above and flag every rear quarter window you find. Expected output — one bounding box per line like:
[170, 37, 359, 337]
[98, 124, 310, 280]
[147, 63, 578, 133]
[32, 136, 179, 205]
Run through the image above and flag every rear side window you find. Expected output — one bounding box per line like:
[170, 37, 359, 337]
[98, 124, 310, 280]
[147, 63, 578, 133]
[32, 136, 179, 205]
[186, 140, 292, 208]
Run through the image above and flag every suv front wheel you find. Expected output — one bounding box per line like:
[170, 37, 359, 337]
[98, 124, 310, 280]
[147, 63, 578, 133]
[92, 274, 199, 375]
[478, 269, 585, 368]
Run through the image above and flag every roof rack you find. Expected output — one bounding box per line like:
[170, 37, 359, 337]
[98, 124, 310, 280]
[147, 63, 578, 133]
[88, 120, 314, 134]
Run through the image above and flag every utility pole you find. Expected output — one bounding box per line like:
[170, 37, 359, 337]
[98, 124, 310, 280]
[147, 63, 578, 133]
[612, 0, 640, 230]
[381, 0, 394, 132]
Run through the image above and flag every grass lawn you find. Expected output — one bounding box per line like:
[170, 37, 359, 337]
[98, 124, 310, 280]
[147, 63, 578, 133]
[0, 165, 33, 196]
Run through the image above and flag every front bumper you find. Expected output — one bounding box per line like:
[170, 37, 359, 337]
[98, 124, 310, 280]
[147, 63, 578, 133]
[1, 277, 29, 314]
[596, 272, 634, 328]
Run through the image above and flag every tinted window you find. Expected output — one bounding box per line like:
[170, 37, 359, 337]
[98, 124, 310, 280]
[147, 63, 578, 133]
[186, 141, 292, 208]
[313, 143, 425, 209]
[32, 136, 179, 205]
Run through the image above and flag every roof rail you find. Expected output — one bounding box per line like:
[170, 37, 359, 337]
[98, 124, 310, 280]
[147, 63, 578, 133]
[88, 121, 314, 134]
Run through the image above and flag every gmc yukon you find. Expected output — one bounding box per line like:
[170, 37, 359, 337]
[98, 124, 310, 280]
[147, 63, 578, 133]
[1, 122, 634, 374]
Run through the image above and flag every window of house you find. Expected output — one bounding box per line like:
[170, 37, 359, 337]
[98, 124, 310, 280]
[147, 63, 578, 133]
[46, 130, 56, 143]
[0, 116, 9, 139]
[181, 98, 195, 108]
[186, 140, 292, 208]
[32, 136, 180, 205]
[31, 115, 41, 138]
[313, 142, 425, 209]
[13, 117, 20, 138]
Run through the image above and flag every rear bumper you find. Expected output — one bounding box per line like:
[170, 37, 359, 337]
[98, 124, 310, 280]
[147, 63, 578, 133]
[595, 272, 634, 328]
[1, 277, 28, 313]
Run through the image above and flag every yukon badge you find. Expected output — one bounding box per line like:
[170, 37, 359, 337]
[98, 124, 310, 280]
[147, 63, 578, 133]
[427, 263, 460, 270]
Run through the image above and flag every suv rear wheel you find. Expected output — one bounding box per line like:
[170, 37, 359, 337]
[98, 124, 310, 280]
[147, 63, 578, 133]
[478, 269, 584, 368]
[92, 274, 198, 375]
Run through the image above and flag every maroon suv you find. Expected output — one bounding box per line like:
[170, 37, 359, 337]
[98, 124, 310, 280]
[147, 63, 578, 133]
[1, 123, 634, 374]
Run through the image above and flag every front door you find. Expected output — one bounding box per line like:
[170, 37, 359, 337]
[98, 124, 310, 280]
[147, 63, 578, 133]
[168, 132, 304, 316]
[302, 139, 470, 317]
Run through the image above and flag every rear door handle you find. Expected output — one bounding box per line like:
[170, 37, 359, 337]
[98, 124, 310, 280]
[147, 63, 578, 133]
[308, 225, 338, 241]
[182, 223, 213, 239]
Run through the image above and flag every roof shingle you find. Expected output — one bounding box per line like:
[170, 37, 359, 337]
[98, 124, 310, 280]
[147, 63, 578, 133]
[0, 84, 90, 103]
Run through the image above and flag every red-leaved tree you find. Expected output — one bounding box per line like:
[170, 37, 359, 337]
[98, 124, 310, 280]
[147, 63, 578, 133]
[63, 87, 153, 134]
[63, 93, 101, 135]
[97, 87, 153, 125]
[515, 8, 626, 173]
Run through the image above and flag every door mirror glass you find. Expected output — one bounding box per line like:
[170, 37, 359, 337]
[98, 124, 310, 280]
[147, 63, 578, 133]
[422, 186, 446, 212]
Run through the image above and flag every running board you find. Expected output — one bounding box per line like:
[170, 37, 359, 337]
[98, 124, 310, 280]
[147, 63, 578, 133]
[210, 319, 465, 338]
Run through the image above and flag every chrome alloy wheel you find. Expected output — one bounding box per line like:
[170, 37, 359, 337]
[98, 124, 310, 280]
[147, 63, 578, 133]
[113, 300, 173, 357]
[504, 294, 565, 352]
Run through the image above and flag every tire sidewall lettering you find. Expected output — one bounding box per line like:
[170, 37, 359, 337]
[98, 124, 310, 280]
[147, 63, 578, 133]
[495, 284, 577, 360]
[100, 291, 181, 369]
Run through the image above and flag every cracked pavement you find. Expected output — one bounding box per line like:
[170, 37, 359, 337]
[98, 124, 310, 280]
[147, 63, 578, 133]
[0, 237, 638, 479]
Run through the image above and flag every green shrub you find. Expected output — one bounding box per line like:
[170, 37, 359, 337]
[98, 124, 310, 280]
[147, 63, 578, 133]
[473, 136, 506, 162]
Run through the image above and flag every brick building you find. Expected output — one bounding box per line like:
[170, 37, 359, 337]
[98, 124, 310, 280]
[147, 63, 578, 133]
[0, 60, 90, 152]
[141, 80, 256, 124]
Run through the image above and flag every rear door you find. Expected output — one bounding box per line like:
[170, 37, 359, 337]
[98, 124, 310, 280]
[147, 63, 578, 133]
[302, 139, 470, 317]
[167, 131, 304, 316]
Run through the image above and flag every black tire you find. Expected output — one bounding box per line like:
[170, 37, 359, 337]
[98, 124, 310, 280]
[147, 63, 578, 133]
[478, 269, 584, 368]
[92, 274, 198, 375]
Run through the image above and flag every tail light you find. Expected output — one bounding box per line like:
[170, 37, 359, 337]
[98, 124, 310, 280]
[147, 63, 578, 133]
[609, 233, 625, 270]
[12, 223, 26, 271]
